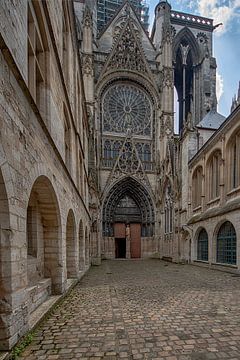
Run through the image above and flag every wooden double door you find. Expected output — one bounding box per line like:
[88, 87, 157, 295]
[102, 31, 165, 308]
[114, 223, 141, 258]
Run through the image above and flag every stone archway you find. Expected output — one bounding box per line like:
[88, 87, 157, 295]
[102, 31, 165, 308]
[102, 177, 155, 259]
[66, 210, 78, 278]
[0, 168, 11, 349]
[26, 175, 62, 307]
[85, 226, 89, 267]
[79, 220, 84, 271]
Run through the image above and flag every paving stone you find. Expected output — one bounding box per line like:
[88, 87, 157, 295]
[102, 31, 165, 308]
[21, 260, 240, 359]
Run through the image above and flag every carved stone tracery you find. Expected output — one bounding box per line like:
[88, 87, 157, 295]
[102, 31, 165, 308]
[102, 83, 152, 136]
[82, 6, 92, 28]
[113, 19, 140, 42]
[108, 22, 147, 73]
[162, 67, 174, 88]
[82, 54, 93, 76]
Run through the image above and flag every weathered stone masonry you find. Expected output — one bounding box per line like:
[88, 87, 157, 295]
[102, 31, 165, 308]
[0, 1, 95, 350]
[0, 0, 240, 351]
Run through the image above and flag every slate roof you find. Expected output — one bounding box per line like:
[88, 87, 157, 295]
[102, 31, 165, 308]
[197, 110, 226, 130]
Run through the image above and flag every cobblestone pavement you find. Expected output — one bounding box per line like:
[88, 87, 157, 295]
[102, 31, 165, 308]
[21, 260, 240, 359]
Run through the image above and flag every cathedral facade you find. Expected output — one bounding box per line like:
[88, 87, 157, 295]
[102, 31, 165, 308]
[0, 0, 239, 351]
[75, 0, 227, 263]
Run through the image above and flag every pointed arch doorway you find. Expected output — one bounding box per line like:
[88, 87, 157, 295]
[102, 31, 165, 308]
[114, 195, 141, 259]
[102, 177, 155, 259]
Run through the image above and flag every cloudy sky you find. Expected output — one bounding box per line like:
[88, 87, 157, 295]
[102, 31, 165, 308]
[148, 0, 240, 117]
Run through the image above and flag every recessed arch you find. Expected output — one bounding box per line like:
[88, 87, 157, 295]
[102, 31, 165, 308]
[216, 221, 236, 265]
[206, 149, 222, 201]
[196, 227, 208, 261]
[66, 209, 78, 278]
[206, 148, 222, 165]
[173, 27, 201, 133]
[102, 177, 155, 237]
[85, 226, 89, 267]
[79, 219, 84, 271]
[26, 175, 62, 294]
[226, 127, 240, 190]
[173, 27, 201, 65]
[163, 180, 173, 235]
[192, 166, 203, 208]
[0, 168, 11, 349]
[0, 168, 10, 299]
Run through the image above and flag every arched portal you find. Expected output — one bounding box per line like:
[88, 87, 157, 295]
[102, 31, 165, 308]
[102, 177, 155, 259]
[85, 226, 89, 267]
[0, 168, 11, 345]
[27, 175, 62, 296]
[79, 220, 84, 271]
[66, 210, 78, 278]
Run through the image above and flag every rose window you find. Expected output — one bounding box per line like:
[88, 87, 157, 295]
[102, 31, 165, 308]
[102, 84, 152, 136]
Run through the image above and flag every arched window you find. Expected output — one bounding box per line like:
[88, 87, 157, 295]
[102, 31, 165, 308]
[113, 141, 121, 159]
[208, 150, 221, 200]
[192, 166, 203, 208]
[28, 2, 49, 118]
[229, 130, 240, 190]
[136, 143, 143, 160]
[102, 83, 152, 136]
[62, 1, 70, 87]
[173, 28, 200, 133]
[197, 229, 208, 261]
[143, 144, 151, 162]
[217, 221, 236, 265]
[103, 140, 112, 167]
[143, 144, 152, 171]
[64, 106, 71, 171]
[164, 184, 173, 234]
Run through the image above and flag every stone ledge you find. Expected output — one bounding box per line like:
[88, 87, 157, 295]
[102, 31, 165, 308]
[27, 278, 52, 316]
[29, 278, 78, 331]
[2, 273, 87, 359]
[28, 295, 61, 330]
[188, 197, 240, 224]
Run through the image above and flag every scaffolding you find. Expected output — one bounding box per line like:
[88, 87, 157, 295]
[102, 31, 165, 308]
[97, 0, 149, 32]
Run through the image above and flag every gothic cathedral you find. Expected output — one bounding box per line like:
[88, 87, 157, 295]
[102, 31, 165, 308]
[0, 0, 240, 350]
[75, 0, 226, 262]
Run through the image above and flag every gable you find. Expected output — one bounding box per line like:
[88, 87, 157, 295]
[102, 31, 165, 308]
[98, 18, 155, 81]
[98, 2, 156, 62]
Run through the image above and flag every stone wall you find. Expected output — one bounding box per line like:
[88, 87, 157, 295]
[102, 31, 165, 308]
[0, 0, 94, 350]
[187, 107, 240, 271]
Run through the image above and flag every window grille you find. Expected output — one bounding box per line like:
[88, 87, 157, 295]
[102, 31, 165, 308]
[217, 221, 236, 265]
[197, 229, 208, 261]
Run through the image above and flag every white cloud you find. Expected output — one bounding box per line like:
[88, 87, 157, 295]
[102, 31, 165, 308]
[216, 71, 224, 103]
[198, 0, 240, 35]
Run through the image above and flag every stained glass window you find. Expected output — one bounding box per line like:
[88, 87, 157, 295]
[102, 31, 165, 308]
[102, 83, 152, 136]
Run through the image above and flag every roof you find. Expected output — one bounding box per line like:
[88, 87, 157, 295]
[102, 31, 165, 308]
[189, 104, 240, 166]
[197, 110, 226, 130]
